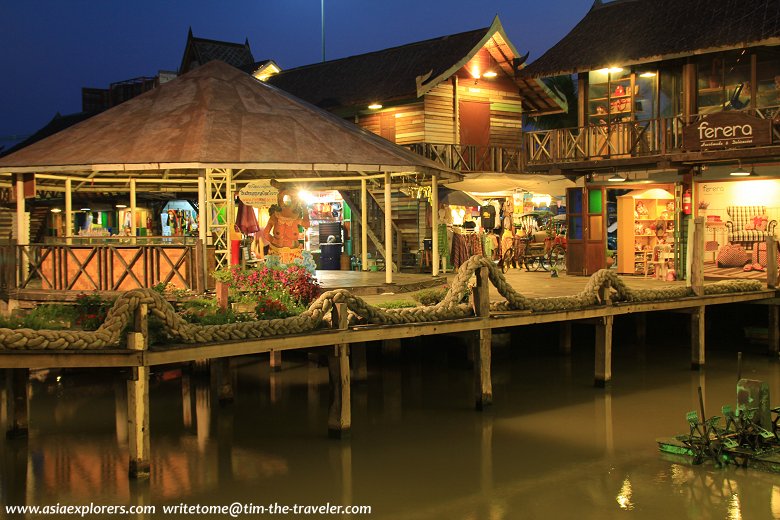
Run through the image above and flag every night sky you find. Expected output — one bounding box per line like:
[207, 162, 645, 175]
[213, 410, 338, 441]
[0, 0, 590, 144]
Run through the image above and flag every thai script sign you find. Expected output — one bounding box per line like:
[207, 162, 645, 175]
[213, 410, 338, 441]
[683, 112, 772, 151]
[239, 181, 277, 207]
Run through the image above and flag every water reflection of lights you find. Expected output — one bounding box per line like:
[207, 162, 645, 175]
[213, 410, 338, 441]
[728, 494, 742, 520]
[772, 486, 780, 518]
[616, 477, 634, 510]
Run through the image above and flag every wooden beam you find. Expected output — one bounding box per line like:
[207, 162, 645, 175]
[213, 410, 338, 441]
[472, 266, 492, 410]
[594, 315, 614, 388]
[384, 172, 392, 284]
[432, 175, 439, 277]
[691, 306, 705, 369]
[361, 179, 368, 271]
[691, 217, 705, 296]
[328, 303, 351, 438]
[767, 236, 778, 289]
[270, 351, 282, 372]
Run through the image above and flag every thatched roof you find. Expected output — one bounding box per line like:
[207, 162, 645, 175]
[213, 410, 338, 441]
[522, 0, 780, 78]
[268, 17, 565, 115]
[0, 60, 457, 180]
[0, 112, 93, 158]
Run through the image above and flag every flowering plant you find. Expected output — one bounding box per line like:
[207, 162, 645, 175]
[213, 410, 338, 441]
[698, 201, 710, 210]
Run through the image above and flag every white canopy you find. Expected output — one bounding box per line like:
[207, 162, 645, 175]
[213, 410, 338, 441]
[447, 173, 579, 197]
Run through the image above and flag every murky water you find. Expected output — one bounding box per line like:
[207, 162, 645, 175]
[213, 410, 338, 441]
[2, 311, 780, 519]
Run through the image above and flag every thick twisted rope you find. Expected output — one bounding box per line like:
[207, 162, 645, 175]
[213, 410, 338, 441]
[0, 255, 765, 350]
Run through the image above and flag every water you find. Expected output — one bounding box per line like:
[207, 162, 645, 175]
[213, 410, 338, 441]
[2, 312, 780, 519]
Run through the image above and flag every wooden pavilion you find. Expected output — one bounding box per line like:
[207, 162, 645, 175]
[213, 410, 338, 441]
[0, 60, 459, 303]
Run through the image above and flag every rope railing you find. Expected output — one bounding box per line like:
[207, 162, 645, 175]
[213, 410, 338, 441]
[0, 255, 764, 351]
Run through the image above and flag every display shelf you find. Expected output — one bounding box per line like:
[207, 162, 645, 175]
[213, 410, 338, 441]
[616, 188, 675, 275]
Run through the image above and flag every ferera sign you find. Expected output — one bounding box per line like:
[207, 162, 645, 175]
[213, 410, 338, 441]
[683, 112, 772, 151]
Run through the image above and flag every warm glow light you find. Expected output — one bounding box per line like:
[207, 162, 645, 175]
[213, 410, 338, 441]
[731, 179, 780, 205]
[608, 67, 624, 73]
[368, 103, 382, 110]
[596, 68, 609, 74]
[115, 204, 127, 208]
[471, 66, 481, 79]
[639, 72, 657, 78]
[80, 208, 91, 212]
[616, 478, 634, 510]
[468, 87, 481, 93]
[298, 189, 316, 205]
[482, 70, 497, 78]
[607, 173, 626, 182]
[531, 194, 552, 207]
[50, 208, 62, 213]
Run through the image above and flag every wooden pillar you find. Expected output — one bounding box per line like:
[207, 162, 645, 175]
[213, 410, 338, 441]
[691, 217, 705, 296]
[361, 179, 368, 271]
[328, 302, 351, 438]
[15, 175, 27, 287]
[594, 315, 614, 388]
[769, 305, 779, 357]
[270, 350, 282, 372]
[384, 171, 392, 283]
[431, 174, 439, 277]
[351, 342, 368, 382]
[64, 177, 72, 242]
[472, 266, 492, 410]
[127, 303, 150, 479]
[558, 322, 572, 355]
[691, 306, 706, 369]
[197, 171, 208, 289]
[129, 178, 137, 238]
[5, 368, 29, 439]
[217, 358, 233, 404]
[767, 235, 778, 289]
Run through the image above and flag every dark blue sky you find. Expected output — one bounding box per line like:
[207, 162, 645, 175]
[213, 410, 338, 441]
[0, 0, 590, 142]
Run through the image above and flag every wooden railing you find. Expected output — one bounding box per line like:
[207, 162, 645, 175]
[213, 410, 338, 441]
[340, 189, 404, 270]
[404, 143, 523, 173]
[525, 107, 780, 165]
[16, 242, 200, 292]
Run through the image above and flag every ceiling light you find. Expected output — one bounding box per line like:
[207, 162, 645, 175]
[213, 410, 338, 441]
[639, 72, 657, 78]
[80, 207, 91, 212]
[50, 208, 62, 213]
[470, 66, 481, 79]
[607, 173, 626, 182]
[368, 103, 382, 110]
[730, 162, 751, 176]
[482, 71, 497, 78]
[115, 204, 127, 208]
[607, 67, 624, 73]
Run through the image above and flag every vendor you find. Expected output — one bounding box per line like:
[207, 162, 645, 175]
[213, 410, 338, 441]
[262, 189, 310, 249]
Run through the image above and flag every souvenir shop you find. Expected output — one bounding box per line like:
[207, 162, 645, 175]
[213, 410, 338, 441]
[303, 190, 350, 270]
[160, 200, 197, 237]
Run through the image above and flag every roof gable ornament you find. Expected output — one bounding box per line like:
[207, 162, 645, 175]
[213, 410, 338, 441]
[415, 70, 434, 93]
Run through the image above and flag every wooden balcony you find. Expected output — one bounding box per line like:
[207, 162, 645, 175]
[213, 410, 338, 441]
[403, 143, 523, 173]
[524, 107, 780, 169]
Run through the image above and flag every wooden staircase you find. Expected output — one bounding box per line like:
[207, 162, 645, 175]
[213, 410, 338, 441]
[339, 187, 426, 271]
[0, 205, 52, 242]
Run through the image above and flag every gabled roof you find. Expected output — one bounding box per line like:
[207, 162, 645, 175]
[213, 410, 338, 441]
[179, 28, 255, 74]
[268, 16, 565, 115]
[0, 60, 456, 179]
[523, 0, 780, 78]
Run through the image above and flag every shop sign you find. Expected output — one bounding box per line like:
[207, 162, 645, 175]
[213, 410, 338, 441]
[683, 112, 772, 151]
[239, 181, 277, 207]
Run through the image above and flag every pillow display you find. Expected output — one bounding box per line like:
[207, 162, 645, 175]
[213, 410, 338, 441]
[754, 215, 768, 232]
[716, 244, 749, 268]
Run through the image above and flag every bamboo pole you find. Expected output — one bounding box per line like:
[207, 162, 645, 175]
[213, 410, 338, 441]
[431, 175, 439, 277]
[328, 302, 351, 438]
[361, 179, 368, 271]
[384, 171, 392, 283]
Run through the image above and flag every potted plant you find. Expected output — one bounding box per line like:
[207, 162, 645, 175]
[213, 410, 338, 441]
[698, 201, 710, 217]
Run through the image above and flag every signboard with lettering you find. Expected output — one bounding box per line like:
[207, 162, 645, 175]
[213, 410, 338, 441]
[239, 181, 277, 208]
[683, 112, 772, 151]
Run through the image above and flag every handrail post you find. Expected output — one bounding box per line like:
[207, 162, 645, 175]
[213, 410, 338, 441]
[127, 302, 150, 479]
[472, 266, 492, 410]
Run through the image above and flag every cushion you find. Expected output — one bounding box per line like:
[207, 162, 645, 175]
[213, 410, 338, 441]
[717, 244, 749, 268]
[753, 242, 780, 268]
[754, 215, 768, 232]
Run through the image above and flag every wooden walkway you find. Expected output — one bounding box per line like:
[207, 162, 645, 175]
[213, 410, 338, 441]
[1, 228, 779, 479]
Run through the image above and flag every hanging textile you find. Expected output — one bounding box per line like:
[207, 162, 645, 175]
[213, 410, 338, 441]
[236, 198, 260, 235]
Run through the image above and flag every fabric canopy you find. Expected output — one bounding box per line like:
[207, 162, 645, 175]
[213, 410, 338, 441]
[447, 173, 579, 197]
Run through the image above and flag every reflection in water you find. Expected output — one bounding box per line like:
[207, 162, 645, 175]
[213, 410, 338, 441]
[1, 332, 780, 518]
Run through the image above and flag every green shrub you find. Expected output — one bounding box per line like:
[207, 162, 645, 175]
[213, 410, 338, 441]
[22, 304, 76, 330]
[413, 286, 450, 306]
[74, 293, 116, 330]
[377, 299, 418, 309]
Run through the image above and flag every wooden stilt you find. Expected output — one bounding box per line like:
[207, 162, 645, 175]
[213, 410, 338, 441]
[472, 266, 492, 410]
[767, 236, 777, 289]
[382, 338, 401, 360]
[594, 315, 614, 388]
[635, 313, 647, 346]
[558, 322, 572, 355]
[691, 306, 705, 369]
[328, 303, 351, 438]
[217, 358, 233, 404]
[769, 305, 779, 356]
[5, 368, 29, 439]
[351, 342, 368, 382]
[182, 374, 193, 429]
[691, 217, 705, 296]
[269, 350, 282, 372]
[127, 303, 150, 479]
